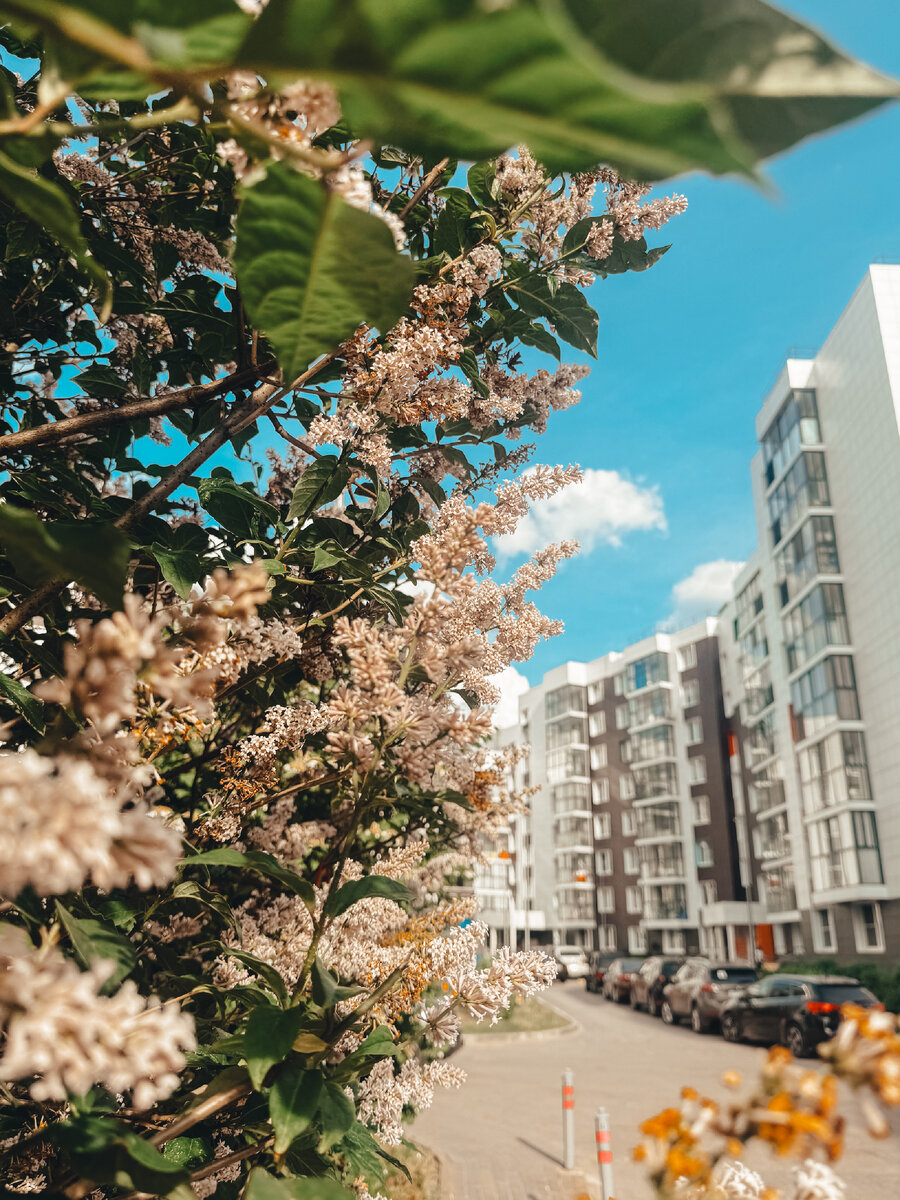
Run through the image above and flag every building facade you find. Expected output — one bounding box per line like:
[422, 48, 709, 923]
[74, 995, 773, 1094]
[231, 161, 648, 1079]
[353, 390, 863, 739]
[718, 264, 900, 962]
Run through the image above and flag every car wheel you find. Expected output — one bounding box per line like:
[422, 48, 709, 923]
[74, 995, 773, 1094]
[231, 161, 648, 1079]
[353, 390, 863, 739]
[722, 1012, 743, 1043]
[630, 989, 640, 1010]
[661, 1000, 677, 1025]
[690, 1005, 708, 1034]
[648, 995, 659, 1018]
[785, 1023, 808, 1058]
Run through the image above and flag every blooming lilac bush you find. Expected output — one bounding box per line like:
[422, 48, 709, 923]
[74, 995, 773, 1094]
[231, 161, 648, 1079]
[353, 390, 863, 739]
[0, 1, 894, 1197]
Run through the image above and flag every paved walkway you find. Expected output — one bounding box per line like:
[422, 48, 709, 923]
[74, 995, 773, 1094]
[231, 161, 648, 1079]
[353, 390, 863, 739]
[412, 981, 900, 1200]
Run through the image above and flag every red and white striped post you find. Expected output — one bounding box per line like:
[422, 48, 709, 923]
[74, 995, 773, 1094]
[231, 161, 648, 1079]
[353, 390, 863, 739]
[595, 1108, 614, 1200]
[561, 1068, 575, 1169]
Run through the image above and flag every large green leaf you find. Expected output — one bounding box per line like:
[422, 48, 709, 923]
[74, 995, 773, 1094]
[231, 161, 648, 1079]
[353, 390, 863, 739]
[183, 847, 316, 911]
[0, 505, 131, 610]
[288, 456, 351, 522]
[0, 671, 44, 732]
[323, 875, 411, 919]
[234, 164, 415, 380]
[197, 475, 280, 538]
[504, 272, 598, 356]
[268, 1065, 323, 1153]
[243, 1004, 312, 1089]
[243, 1168, 356, 1200]
[549, 0, 900, 163]
[56, 902, 137, 992]
[317, 1082, 356, 1152]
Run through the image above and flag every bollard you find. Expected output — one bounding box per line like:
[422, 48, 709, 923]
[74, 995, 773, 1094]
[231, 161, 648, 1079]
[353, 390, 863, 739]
[561, 1068, 575, 1169]
[595, 1108, 614, 1200]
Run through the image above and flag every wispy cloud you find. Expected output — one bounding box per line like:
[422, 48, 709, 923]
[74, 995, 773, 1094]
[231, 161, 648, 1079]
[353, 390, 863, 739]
[493, 468, 666, 561]
[658, 559, 744, 631]
[490, 666, 530, 729]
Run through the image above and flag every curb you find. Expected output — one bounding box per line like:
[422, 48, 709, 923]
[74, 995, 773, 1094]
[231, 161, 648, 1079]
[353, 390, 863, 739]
[463, 995, 581, 1045]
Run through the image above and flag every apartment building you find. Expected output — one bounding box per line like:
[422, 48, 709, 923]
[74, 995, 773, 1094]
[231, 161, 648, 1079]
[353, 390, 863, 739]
[718, 264, 900, 962]
[477, 621, 747, 956]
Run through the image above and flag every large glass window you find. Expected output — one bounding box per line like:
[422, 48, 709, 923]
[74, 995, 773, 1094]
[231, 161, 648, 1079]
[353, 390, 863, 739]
[775, 515, 841, 606]
[760, 863, 797, 913]
[546, 747, 589, 783]
[626, 652, 669, 693]
[556, 888, 594, 922]
[783, 583, 850, 673]
[642, 883, 688, 920]
[753, 811, 791, 861]
[629, 688, 671, 726]
[552, 781, 591, 814]
[545, 684, 587, 720]
[554, 814, 593, 849]
[768, 451, 830, 547]
[744, 712, 777, 764]
[743, 662, 774, 717]
[640, 843, 684, 879]
[808, 811, 883, 891]
[545, 714, 587, 749]
[633, 761, 679, 800]
[748, 760, 786, 813]
[635, 801, 681, 840]
[733, 573, 764, 639]
[762, 388, 821, 485]
[739, 622, 769, 668]
[629, 725, 675, 764]
[799, 730, 872, 814]
[555, 851, 593, 884]
[790, 655, 860, 741]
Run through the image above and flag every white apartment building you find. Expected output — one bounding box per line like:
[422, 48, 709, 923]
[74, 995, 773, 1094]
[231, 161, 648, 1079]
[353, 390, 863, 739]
[718, 264, 900, 960]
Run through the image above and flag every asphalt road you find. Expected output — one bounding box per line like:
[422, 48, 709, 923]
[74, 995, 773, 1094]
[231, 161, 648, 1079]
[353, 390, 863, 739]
[412, 979, 900, 1200]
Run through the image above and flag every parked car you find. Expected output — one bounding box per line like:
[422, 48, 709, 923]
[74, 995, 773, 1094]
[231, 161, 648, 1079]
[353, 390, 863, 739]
[585, 951, 619, 994]
[661, 959, 759, 1032]
[721, 974, 881, 1056]
[602, 957, 646, 1003]
[630, 956, 684, 1016]
[554, 945, 590, 981]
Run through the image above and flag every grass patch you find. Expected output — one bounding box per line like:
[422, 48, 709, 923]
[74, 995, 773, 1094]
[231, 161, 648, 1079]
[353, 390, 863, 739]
[383, 1142, 441, 1200]
[459, 994, 569, 1035]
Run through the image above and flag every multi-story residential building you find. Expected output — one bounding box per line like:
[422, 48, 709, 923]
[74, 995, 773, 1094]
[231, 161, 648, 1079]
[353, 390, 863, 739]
[478, 621, 747, 956]
[718, 264, 900, 961]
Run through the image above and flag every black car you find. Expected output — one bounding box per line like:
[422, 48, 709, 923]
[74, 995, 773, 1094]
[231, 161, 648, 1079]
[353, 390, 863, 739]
[630, 956, 684, 1016]
[602, 957, 645, 1003]
[721, 974, 881, 1056]
[585, 951, 619, 994]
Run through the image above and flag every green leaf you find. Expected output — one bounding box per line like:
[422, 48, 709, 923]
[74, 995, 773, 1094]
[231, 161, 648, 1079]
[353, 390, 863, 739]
[149, 543, 209, 600]
[184, 848, 316, 911]
[234, 164, 415, 380]
[466, 161, 498, 208]
[562, 216, 671, 278]
[549, 0, 900, 164]
[220, 948, 290, 1009]
[317, 1082, 356, 1152]
[243, 1168, 356, 1200]
[161, 1136, 211, 1170]
[51, 1117, 190, 1194]
[55, 902, 137, 993]
[0, 148, 112, 319]
[0, 670, 44, 732]
[347, 1025, 402, 1061]
[197, 477, 279, 538]
[0, 505, 131, 610]
[269, 1065, 323, 1153]
[433, 186, 480, 257]
[243, 1005, 311, 1089]
[288, 457, 351, 522]
[505, 273, 598, 356]
[133, 0, 252, 68]
[323, 875, 411, 918]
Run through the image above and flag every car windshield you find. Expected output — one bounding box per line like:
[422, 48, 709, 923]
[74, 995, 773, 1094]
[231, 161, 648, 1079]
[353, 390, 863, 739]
[815, 984, 875, 1003]
[661, 960, 682, 972]
[558, 948, 585, 959]
[621, 959, 644, 971]
[712, 968, 758, 983]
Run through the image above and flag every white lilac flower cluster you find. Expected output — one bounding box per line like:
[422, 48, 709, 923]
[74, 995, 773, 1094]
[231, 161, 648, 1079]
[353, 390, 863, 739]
[0, 926, 195, 1108]
[357, 1058, 465, 1146]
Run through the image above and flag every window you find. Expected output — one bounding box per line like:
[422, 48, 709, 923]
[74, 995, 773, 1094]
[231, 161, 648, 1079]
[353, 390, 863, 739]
[621, 809, 636, 838]
[590, 743, 608, 770]
[626, 652, 669, 693]
[783, 582, 850, 673]
[628, 926, 648, 955]
[630, 725, 675, 762]
[593, 813, 611, 841]
[768, 450, 829, 547]
[591, 778, 609, 806]
[619, 773, 635, 801]
[597, 886, 614, 914]
[695, 840, 714, 868]
[619, 738, 632, 763]
[692, 795, 710, 824]
[687, 717, 703, 745]
[763, 388, 821, 484]
[633, 761, 678, 800]
[688, 756, 707, 784]
[545, 684, 587, 719]
[662, 930, 685, 955]
[552, 781, 591, 814]
[798, 730, 871, 814]
[701, 880, 717, 906]
[682, 679, 700, 708]
[734, 574, 764, 638]
[595, 850, 613, 876]
[546, 746, 589, 783]
[678, 643, 697, 671]
[813, 909, 835, 953]
[613, 673, 625, 696]
[775, 515, 840, 605]
[546, 715, 587, 750]
[589, 711, 606, 737]
[587, 682, 602, 705]
[597, 924, 617, 951]
[626, 886, 642, 914]
[853, 903, 885, 953]
[623, 847, 639, 876]
[614, 704, 629, 730]
[790, 654, 861, 741]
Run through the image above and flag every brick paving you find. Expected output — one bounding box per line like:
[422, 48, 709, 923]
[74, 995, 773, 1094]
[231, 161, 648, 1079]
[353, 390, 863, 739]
[412, 981, 900, 1199]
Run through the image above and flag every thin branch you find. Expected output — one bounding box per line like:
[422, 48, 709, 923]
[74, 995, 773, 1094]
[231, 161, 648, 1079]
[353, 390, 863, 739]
[0, 362, 277, 455]
[150, 1079, 254, 1147]
[267, 411, 322, 457]
[399, 157, 450, 220]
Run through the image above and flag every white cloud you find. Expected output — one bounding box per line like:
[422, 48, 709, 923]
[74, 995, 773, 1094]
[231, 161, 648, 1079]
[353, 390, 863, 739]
[659, 559, 744, 631]
[492, 468, 666, 561]
[490, 666, 530, 729]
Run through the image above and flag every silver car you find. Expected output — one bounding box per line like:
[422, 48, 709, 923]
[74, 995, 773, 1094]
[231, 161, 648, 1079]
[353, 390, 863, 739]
[554, 945, 590, 980]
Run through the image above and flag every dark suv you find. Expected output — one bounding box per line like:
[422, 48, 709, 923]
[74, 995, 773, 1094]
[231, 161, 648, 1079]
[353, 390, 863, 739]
[661, 959, 759, 1032]
[602, 957, 645, 1003]
[721, 974, 881, 1056]
[630, 956, 684, 1016]
[585, 951, 619, 994]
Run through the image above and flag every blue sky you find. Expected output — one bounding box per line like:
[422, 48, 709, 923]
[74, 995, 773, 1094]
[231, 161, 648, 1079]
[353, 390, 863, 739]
[511, 0, 900, 685]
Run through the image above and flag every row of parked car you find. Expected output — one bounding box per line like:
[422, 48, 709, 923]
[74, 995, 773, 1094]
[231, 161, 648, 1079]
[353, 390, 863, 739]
[553, 947, 882, 1057]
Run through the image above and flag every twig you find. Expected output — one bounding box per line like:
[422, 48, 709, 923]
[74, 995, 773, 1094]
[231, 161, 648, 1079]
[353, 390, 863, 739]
[399, 157, 450, 220]
[267, 412, 322, 457]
